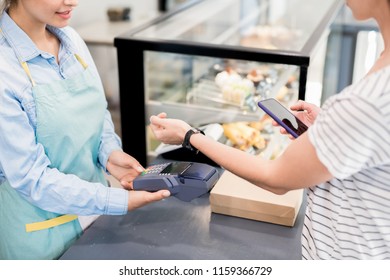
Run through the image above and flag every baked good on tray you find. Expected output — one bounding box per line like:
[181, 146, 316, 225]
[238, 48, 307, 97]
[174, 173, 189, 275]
[215, 68, 255, 106]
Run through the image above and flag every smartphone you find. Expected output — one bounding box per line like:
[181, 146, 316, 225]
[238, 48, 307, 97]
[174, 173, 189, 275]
[257, 98, 308, 138]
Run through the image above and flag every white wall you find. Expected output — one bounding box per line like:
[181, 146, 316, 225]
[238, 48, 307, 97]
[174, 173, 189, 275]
[68, 0, 158, 106]
[70, 0, 157, 28]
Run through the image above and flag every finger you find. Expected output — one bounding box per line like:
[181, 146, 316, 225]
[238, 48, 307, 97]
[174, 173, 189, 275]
[127, 190, 169, 211]
[271, 120, 279, 127]
[150, 113, 167, 123]
[115, 153, 144, 172]
[127, 159, 144, 172]
[150, 190, 171, 200]
[134, 190, 170, 204]
[157, 112, 167, 119]
[150, 115, 164, 127]
[121, 180, 133, 190]
[279, 127, 287, 135]
[290, 100, 305, 111]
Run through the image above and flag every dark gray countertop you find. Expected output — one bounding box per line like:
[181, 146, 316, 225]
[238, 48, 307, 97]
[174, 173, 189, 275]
[60, 191, 305, 260]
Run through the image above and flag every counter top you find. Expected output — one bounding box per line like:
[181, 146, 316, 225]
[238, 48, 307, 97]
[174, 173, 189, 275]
[60, 190, 306, 260]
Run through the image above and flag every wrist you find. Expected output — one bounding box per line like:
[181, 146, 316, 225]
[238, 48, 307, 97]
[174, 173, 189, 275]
[182, 128, 204, 153]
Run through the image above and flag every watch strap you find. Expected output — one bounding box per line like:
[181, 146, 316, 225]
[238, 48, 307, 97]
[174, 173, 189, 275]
[182, 128, 204, 152]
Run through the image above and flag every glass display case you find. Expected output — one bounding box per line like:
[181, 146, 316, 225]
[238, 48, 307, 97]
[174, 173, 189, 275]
[114, 0, 344, 166]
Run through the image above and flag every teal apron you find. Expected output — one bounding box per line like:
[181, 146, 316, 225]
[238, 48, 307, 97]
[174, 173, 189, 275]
[0, 50, 108, 259]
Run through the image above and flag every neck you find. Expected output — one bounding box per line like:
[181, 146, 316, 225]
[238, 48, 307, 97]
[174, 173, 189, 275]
[364, 4, 390, 76]
[374, 4, 390, 59]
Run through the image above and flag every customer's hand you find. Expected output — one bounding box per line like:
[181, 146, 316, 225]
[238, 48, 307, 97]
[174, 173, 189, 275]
[106, 150, 144, 189]
[127, 189, 170, 211]
[273, 100, 320, 138]
[149, 112, 192, 145]
[290, 100, 320, 126]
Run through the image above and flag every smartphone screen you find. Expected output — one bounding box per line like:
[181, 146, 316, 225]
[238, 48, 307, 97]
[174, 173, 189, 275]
[257, 98, 308, 138]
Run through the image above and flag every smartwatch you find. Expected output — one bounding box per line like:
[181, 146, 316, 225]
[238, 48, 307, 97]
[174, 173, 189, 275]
[182, 128, 205, 153]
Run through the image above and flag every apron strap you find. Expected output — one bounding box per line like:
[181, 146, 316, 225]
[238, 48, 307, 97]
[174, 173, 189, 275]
[21, 61, 36, 87]
[25, 214, 78, 232]
[1, 27, 88, 86]
[74, 53, 88, 69]
[21, 54, 88, 86]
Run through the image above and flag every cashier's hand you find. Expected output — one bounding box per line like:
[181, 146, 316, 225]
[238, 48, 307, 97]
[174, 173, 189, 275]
[127, 189, 170, 211]
[273, 100, 320, 139]
[107, 150, 170, 209]
[149, 112, 192, 145]
[107, 150, 145, 190]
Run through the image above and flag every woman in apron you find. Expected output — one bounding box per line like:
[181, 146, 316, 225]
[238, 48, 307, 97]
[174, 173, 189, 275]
[0, 0, 169, 259]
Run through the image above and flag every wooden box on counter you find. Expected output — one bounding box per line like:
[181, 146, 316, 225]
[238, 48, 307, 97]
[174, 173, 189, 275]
[210, 170, 304, 227]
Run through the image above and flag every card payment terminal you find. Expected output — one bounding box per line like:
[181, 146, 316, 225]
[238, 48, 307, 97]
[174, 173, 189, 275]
[133, 162, 219, 202]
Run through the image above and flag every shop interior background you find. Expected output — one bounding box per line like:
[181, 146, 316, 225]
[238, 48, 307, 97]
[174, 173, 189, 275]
[68, 0, 383, 139]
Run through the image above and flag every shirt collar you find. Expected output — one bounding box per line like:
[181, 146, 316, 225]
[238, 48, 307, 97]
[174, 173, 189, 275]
[0, 11, 77, 63]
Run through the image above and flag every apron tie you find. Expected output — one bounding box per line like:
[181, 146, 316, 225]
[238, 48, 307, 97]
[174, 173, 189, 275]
[25, 214, 78, 232]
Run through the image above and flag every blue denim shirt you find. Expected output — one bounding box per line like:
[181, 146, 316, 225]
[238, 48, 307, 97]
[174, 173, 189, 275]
[0, 12, 128, 216]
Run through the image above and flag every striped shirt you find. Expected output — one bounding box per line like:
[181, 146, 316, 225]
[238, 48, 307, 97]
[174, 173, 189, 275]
[303, 65, 390, 259]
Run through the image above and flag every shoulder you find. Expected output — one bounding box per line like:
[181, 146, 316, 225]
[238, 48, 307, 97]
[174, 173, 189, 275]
[348, 65, 390, 100]
[322, 67, 390, 123]
[0, 36, 31, 101]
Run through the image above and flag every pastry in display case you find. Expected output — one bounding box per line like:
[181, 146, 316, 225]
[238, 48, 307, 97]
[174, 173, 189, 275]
[114, 0, 344, 166]
[215, 67, 256, 106]
[188, 61, 298, 111]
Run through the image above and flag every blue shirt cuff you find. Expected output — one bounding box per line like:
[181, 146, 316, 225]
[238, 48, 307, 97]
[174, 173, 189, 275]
[99, 143, 122, 172]
[105, 187, 128, 215]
